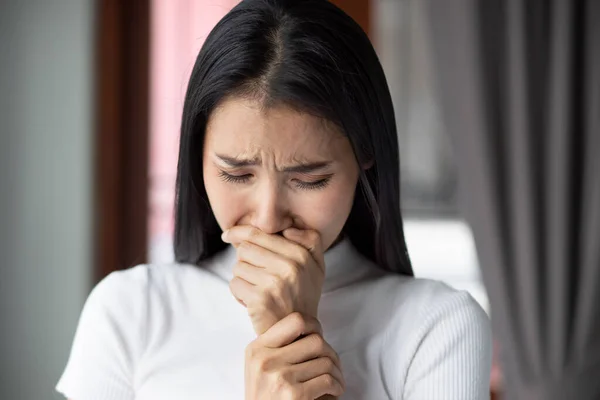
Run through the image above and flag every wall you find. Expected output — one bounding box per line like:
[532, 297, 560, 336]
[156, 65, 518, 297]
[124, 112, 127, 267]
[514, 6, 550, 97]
[0, 1, 95, 398]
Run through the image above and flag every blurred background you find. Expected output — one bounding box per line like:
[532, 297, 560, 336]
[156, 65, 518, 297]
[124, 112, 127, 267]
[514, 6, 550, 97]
[2, 0, 598, 399]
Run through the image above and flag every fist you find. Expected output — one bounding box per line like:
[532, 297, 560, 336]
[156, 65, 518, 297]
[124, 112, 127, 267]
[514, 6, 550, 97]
[222, 225, 326, 335]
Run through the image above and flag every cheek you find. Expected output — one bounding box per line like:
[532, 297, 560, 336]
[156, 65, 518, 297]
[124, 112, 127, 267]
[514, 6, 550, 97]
[311, 188, 354, 220]
[203, 169, 246, 230]
[294, 179, 357, 247]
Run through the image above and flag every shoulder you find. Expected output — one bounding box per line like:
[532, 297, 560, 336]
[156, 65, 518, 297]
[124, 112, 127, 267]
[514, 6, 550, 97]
[56, 262, 212, 398]
[395, 277, 487, 322]
[87, 261, 217, 313]
[87, 264, 151, 309]
[383, 276, 491, 346]
[91, 261, 216, 295]
[380, 277, 492, 398]
[72, 265, 152, 341]
[85, 264, 166, 313]
[366, 274, 488, 324]
[77, 262, 213, 337]
[421, 278, 490, 334]
[55, 266, 153, 398]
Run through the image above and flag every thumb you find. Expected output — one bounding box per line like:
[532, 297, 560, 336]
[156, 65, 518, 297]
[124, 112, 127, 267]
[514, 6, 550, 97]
[282, 228, 325, 269]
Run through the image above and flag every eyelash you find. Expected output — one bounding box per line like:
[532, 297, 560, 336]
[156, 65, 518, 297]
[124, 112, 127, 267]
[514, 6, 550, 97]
[217, 171, 331, 191]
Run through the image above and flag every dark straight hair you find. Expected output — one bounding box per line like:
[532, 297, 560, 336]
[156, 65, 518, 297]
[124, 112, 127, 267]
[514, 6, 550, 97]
[174, 0, 413, 276]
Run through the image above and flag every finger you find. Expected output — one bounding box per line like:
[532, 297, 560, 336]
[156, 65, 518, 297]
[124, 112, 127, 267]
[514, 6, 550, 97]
[281, 228, 325, 272]
[258, 312, 322, 348]
[236, 241, 314, 284]
[280, 333, 342, 372]
[222, 225, 299, 254]
[232, 260, 272, 287]
[234, 240, 288, 274]
[291, 357, 345, 388]
[223, 225, 317, 269]
[229, 276, 257, 308]
[302, 374, 344, 399]
[235, 297, 246, 307]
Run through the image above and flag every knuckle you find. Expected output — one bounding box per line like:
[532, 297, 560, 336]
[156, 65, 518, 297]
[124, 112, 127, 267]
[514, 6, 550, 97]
[288, 311, 306, 332]
[245, 341, 258, 360]
[307, 230, 320, 246]
[245, 344, 272, 374]
[296, 250, 309, 266]
[283, 260, 300, 279]
[265, 275, 283, 292]
[307, 230, 319, 241]
[255, 354, 271, 373]
[248, 226, 261, 240]
[320, 372, 343, 395]
[309, 333, 326, 351]
[322, 373, 336, 387]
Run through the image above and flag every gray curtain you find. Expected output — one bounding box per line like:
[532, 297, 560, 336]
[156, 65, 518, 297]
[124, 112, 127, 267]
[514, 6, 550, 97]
[425, 0, 600, 398]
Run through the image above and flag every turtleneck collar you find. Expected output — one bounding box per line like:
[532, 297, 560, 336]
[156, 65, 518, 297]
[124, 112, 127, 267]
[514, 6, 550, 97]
[204, 235, 377, 294]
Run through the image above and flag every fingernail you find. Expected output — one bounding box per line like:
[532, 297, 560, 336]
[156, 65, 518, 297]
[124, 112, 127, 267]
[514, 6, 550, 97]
[221, 230, 229, 241]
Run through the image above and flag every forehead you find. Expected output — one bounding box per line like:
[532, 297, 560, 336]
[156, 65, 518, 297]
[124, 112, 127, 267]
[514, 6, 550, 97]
[205, 97, 348, 160]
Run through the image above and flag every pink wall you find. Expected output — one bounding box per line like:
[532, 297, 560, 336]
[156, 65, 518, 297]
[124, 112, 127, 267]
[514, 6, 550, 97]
[149, 0, 240, 262]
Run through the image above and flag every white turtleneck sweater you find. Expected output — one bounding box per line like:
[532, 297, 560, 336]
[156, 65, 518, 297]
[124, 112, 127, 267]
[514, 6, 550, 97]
[56, 237, 492, 400]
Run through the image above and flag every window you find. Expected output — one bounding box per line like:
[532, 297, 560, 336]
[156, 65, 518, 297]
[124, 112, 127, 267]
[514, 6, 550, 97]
[373, 0, 488, 312]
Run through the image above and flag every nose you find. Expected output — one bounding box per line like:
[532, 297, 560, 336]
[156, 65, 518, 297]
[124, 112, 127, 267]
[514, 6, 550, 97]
[250, 180, 294, 235]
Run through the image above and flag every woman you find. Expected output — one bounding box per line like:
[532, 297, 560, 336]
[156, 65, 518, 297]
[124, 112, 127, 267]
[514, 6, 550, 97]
[56, 0, 492, 398]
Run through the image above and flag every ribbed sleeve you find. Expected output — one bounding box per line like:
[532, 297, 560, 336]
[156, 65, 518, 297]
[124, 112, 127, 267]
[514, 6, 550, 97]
[385, 290, 492, 400]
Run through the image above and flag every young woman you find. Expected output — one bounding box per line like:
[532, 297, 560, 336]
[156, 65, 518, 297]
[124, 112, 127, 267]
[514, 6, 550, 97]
[56, 0, 492, 398]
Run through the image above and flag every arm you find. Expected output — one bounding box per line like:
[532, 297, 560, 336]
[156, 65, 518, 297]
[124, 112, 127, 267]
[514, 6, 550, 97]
[400, 291, 493, 400]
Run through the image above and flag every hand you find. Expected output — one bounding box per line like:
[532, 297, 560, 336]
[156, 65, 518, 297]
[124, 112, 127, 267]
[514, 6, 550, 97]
[245, 312, 345, 399]
[223, 225, 326, 335]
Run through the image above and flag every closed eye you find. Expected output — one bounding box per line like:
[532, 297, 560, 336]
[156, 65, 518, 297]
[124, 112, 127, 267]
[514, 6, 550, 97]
[217, 171, 331, 191]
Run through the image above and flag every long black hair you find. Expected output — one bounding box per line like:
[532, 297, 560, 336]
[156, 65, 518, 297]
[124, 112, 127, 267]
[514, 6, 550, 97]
[174, 0, 413, 276]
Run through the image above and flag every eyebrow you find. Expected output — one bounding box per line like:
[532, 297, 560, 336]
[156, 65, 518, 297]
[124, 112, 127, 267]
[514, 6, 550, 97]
[215, 154, 332, 173]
